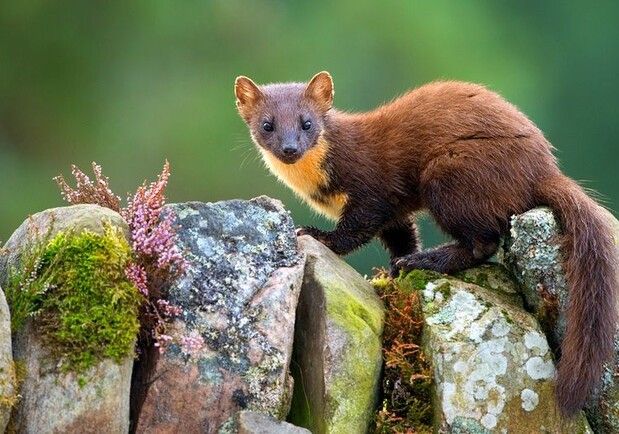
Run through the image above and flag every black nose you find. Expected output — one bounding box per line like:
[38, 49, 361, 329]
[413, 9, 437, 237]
[282, 144, 298, 155]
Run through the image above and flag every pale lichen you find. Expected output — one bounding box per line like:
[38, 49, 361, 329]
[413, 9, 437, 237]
[501, 207, 619, 432]
[520, 388, 539, 412]
[420, 275, 590, 431]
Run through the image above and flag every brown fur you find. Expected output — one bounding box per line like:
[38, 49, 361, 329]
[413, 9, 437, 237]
[234, 72, 618, 416]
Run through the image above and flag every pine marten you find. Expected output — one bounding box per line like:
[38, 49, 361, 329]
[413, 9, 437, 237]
[234, 71, 618, 417]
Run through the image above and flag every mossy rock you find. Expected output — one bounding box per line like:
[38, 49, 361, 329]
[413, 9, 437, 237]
[0, 204, 128, 287]
[289, 236, 384, 434]
[5, 221, 141, 371]
[0, 205, 138, 433]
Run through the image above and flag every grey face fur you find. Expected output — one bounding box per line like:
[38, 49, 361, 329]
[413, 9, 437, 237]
[235, 72, 334, 164]
[249, 83, 324, 164]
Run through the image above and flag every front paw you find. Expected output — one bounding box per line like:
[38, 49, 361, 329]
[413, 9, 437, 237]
[390, 253, 436, 277]
[296, 226, 327, 240]
[391, 250, 447, 277]
[389, 256, 408, 278]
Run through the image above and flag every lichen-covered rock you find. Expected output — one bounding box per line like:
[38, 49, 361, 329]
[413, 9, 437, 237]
[236, 411, 310, 434]
[498, 208, 568, 349]
[288, 235, 384, 434]
[500, 207, 619, 433]
[0, 287, 16, 432]
[135, 197, 304, 433]
[406, 270, 592, 433]
[0, 205, 134, 433]
[456, 264, 522, 307]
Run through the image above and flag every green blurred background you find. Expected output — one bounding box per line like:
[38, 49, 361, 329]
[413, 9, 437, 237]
[1, 1, 618, 274]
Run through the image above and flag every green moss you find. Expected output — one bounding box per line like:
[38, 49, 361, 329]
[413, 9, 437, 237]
[434, 281, 452, 299]
[323, 281, 383, 433]
[329, 337, 382, 433]
[424, 301, 440, 316]
[397, 269, 444, 294]
[5, 226, 142, 373]
[0, 360, 24, 411]
[325, 283, 383, 336]
[501, 309, 514, 325]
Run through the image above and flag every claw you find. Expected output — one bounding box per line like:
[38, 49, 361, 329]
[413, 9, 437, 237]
[389, 256, 404, 278]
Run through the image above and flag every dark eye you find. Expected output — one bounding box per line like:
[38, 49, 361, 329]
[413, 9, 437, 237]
[302, 120, 312, 131]
[263, 122, 274, 132]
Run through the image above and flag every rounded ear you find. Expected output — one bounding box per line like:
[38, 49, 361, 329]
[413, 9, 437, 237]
[305, 71, 334, 111]
[235, 76, 263, 120]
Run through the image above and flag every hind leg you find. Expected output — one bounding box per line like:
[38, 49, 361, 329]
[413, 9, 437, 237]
[378, 216, 420, 275]
[393, 236, 499, 275]
[393, 158, 506, 276]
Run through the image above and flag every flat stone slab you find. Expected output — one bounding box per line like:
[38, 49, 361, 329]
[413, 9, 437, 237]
[236, 411, 310, 434]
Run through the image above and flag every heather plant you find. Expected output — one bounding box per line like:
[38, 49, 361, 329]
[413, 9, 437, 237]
[55, 162, 121, 212]
[54, 161, 186, 351]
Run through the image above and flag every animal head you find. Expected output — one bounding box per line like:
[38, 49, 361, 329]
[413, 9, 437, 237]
[234, 71, 334, 164]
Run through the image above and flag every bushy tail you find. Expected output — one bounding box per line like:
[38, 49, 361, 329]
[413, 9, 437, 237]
[537, 175, 618, 417]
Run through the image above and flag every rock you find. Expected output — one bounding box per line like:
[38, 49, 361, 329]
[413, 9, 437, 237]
[500, 207, 619, 433]
[12, 322, 133, 433]
[0, 204, 128, 285]
[0, 287, 16, 432]
[455, 263, 523, 307]
[288, 235, 384, 434]
[236, 411, 310, 434]
[0, 205, 134, 433]
[402, 269, 592, 433]
[134, 197, 304, 433]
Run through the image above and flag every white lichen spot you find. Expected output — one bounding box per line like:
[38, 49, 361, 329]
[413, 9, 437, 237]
[521, 388, 539, 412]
[423, 282, 437, 301]
[434, 291, 444, 303]
[491, 318, 511, 337]
[442, 382, 458, 423]
[427, 291, 485, 338]
[468, 320, 487, 343]
[525, 356, 555, 380]
[481, 413, 498, 429]
[453, 360, 467, 373]
[524, 331, 549, 356]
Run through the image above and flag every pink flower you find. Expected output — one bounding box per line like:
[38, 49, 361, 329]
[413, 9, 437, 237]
[156, 299, 182, 317]
[180, 331, 205, 355]
[122, 161, 187, 275]
[125, 263, 149, 296]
